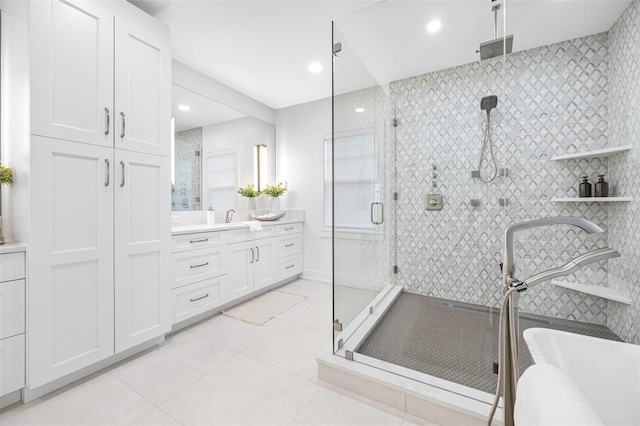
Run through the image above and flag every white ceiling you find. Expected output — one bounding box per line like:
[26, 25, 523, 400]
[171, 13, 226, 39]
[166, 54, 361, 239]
[172, 85, 246, 132]
[131, 0, 631, 110]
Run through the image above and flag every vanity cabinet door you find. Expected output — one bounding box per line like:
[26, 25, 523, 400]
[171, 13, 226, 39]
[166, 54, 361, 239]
[29, 136, 115, 388]
[254, 238, 276, 290]
[30, 0, 114, 148]
[227, 241, 255, 301]
[114, 14, 171, 157]
[114, 150, 171, 353]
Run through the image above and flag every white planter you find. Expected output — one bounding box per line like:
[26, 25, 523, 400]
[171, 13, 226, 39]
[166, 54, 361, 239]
[271, 197, 280, 214]
[248, 197, 257, 210]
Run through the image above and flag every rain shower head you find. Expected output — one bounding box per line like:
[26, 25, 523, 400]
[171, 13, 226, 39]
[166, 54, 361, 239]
[479, 35, 514, 60]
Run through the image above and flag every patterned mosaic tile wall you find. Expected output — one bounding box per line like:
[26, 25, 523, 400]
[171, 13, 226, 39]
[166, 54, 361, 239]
[172, 128, 202, 211]
[606, 0, 640, 344]
[390, 33, 612, 324]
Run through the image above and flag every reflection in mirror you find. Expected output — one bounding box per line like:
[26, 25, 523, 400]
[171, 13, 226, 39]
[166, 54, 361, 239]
[171, 84, 275, 212]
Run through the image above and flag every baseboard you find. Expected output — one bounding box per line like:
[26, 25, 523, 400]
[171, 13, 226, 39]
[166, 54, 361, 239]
[302, 269, 331, 283]
[0, 390, 21, 410]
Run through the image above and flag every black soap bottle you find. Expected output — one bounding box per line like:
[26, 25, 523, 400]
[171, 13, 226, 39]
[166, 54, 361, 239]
[595, 175, 609, 197]
[579, 176, 592, 198]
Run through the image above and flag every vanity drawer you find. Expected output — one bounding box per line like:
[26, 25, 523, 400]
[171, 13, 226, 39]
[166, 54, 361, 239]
[0, 252, 25, 282]
[276, 254, 303, 281]
[172, 276, 227, 324]
[172, 246, 227, 289]
[227, 226, 275, 243]
[276, 223, 302, 236]
[172, 231, 227, 253]
[0, 333, 25, 396]
[0, 280, 25, 339]
[276, 234, 302, 259]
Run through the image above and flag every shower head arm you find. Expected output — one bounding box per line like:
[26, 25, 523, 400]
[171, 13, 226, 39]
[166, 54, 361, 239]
[517, 247, 620, 290]
[503, 216, 604, 278]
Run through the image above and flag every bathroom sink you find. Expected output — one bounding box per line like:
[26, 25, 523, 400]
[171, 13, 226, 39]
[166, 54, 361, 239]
[522, 328, 640, 425]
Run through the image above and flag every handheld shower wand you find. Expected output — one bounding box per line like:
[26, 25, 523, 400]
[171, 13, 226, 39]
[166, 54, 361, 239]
[477, 95, 498, 183]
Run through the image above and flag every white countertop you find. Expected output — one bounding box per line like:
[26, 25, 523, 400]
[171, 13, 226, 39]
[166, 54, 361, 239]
[0, 242, 26, 254]
[171, 218, 304, 236]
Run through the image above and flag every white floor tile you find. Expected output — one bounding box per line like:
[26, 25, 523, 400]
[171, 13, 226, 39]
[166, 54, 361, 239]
[110, 331, 238, 405]
[188, 313, 287, 352]
[290, 299, 333, 332]
[243, 321, 331, 380]
[278, 279, 332, 300]
[160, 354, 403, 426]
[0, 374, 154, 426]
[130, 408, 182, 426]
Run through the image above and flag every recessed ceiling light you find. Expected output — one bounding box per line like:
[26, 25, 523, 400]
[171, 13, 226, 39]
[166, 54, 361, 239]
[426, 20, 442, 33]
[178, 105, 190, 112]
[355, 108, 365, 113]
[308, 62, 323, 73]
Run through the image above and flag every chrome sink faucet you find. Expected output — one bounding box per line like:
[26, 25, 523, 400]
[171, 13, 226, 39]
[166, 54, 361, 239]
[225, 209, 236, 223]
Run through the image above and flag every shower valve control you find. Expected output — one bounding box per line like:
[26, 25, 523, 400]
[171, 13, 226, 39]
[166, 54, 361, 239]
[426, 194, 443, 211]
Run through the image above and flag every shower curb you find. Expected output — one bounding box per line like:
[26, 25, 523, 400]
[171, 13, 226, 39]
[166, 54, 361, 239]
[317, 348, 502, 426]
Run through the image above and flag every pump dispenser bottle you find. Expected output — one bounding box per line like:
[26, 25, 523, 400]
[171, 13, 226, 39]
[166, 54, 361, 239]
[579, 176, 592, 197]
[595, 175, 609, 197]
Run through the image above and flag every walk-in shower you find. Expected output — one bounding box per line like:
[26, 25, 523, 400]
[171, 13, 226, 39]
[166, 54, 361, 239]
[331, 0, 639, 423]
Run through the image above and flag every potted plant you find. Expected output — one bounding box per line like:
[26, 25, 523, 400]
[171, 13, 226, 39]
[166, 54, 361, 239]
[262, 181, 288, 214]
[237, 184, 260, 210]
[0, 165, 14, 244]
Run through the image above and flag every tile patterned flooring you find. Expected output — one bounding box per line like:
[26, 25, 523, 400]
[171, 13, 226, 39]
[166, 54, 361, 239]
[0, 280, 424, 426]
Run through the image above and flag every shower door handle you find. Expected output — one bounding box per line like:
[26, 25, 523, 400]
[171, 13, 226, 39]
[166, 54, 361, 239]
[371, 202, 383, 225]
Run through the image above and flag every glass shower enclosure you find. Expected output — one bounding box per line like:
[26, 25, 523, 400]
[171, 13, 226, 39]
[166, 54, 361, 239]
[331, 0, 630, 416]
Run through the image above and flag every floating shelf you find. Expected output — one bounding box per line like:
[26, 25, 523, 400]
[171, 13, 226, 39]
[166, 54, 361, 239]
[551, 280, 631, 304]
[551, 197, 633, 202]
[550, 145, 632, 161]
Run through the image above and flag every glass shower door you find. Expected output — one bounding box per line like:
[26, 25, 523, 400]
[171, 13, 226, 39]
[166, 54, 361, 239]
[332, 24, 395, 352]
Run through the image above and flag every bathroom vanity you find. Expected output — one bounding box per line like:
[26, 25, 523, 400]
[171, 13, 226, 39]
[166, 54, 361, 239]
[170, 216, 304, 328]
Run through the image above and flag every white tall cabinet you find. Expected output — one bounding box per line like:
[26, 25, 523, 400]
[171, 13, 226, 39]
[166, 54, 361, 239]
[21, 0, 171, 390]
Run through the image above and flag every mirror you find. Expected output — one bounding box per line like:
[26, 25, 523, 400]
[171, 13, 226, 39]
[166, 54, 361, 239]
[171, 84, 276, 212]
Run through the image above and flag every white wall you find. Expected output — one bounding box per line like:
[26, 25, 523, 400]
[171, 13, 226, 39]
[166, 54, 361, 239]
[276, 98, 331, 283]
[202, 116, 276, 211]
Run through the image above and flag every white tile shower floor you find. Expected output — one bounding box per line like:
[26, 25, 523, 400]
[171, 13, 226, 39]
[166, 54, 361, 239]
[0, 279, 427, 426]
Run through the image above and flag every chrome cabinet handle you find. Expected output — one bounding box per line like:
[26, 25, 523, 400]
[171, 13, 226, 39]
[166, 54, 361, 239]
[285, 243, 294, 248]
[370, 202, 384, 225]
[120, 112, 126, 138]
[190, 238, 209, 244]
[120, 161, 125, 187]
[284, 227, 294, 231]
[104, 108, 110, 135]
[104, 159, 110, 186]
[256, 246, 260, 262]
[190, 293, 209, 302]
[250, 248, 254, 264]
[285, 264, 295, 269]
[190, 262, 209, 269]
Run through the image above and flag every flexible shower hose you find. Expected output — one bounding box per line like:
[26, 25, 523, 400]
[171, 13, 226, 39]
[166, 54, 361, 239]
[487, 286, 520, 426]
[478, 110, 498, 183]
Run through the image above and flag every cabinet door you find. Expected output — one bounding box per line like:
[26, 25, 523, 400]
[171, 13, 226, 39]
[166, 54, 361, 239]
[30, 0, 114, 147]
[227, 242, 255, 301]
[114, 14, 170, 157]
[29, 136, 114, 388]
[114, 150, 171, 353]
[254, 238, 276, 290]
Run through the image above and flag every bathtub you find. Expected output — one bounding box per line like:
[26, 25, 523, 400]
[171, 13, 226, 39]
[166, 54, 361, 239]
[523, 328, 640, 426]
